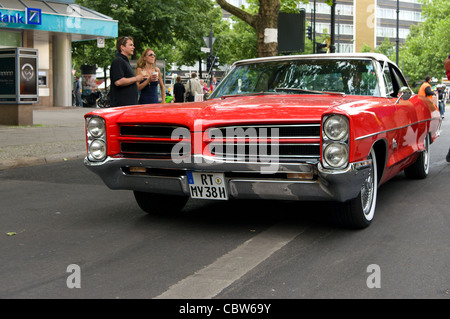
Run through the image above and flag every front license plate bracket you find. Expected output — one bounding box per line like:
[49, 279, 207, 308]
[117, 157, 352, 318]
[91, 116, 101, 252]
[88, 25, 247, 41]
[187, 172, 228, 200]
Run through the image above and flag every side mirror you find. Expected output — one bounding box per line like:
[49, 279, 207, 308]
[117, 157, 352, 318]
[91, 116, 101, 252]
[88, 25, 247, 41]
[396, 86, 411, 104]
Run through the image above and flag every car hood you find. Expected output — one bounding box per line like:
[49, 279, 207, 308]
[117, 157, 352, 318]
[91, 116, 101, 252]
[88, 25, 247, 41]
[91, 94, 376, 130]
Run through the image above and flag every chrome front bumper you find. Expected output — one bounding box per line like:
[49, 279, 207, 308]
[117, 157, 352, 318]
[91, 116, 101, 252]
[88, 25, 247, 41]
[84, 156, 372, 202]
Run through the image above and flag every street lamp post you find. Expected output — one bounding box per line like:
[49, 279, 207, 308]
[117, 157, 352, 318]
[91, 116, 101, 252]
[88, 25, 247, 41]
[330, 0, 336, 53]
[396, 0, 400, 65]
[313, 0, 316, 54]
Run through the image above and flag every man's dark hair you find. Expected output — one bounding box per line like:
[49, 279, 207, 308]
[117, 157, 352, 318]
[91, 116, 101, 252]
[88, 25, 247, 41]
[116, 36, 133, 53]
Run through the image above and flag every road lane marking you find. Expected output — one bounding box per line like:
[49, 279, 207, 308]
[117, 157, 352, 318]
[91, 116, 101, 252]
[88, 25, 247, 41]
[155, 222, 307, 299]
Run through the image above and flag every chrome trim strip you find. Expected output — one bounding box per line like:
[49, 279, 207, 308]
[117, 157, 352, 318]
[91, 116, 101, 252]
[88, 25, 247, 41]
[119, 124, 187, 138]
[208, 124, 321, 139]
[355, 118, 439, 141]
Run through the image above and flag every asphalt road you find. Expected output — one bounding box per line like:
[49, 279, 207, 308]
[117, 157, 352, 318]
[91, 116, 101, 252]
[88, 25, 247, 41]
[0, 123, 449, 300]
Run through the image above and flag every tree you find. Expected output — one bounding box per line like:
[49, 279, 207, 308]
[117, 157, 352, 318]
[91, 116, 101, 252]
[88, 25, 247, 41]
[374, 37, 395, 58]
[360, 44, 373, 53]
[212, 16, 258, 65]
[215, 0, 333, 57]
[72, 0, 222, 71]
[216, 0, 280, 57]
[400, 0, 450, 83]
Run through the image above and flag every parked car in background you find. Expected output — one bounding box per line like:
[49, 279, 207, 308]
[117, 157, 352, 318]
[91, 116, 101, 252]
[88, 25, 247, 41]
[84, 53, 441, 229]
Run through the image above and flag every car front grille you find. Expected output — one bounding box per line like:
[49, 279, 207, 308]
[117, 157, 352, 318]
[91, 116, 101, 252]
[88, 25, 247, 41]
[207, 124, 320, 162]
[120, 125, 190, 159]
[118, 124, 320, 161]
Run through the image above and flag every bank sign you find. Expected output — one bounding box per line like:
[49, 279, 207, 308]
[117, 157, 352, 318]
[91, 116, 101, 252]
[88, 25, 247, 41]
[0, 8, 42, 25]
[0, 7, 117, 37]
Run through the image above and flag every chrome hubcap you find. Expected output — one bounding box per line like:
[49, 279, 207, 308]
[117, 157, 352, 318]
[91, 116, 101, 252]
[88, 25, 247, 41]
[361, 168, 374, 216]
[423, 137, 430, 174]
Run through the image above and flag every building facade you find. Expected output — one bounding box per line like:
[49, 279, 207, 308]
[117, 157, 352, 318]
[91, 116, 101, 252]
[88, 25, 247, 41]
[300, 0, 423, 53]
[0, 0, 117, 108]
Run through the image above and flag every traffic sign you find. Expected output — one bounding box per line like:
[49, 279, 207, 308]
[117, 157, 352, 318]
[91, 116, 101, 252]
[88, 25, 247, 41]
[203, 37, 215, 47]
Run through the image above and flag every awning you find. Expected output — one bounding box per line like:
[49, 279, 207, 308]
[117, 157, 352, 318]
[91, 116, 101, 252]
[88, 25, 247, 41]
[0, 0, 118, 41]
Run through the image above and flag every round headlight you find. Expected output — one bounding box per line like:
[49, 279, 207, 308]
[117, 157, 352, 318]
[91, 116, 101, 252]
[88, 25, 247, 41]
[89, 140, 107, 161]
[324, 115, 349, 141]
[324, 143, 349, 168]
[87, 117, 105, 138]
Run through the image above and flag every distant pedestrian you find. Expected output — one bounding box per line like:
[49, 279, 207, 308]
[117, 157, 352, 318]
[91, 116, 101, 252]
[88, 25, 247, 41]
[73, 76, 82, 107]
[210, 77, 218, 93]
[110, 36, 147, 107]
[418, 75, 435, 102]
[436, 84, 445, 118]
[185, 72, 203, 102]
[201, 80, 209, 95]
[173, 76, 185, 103]
[136, 48, 165, 104]
[444, 55, 450, 163]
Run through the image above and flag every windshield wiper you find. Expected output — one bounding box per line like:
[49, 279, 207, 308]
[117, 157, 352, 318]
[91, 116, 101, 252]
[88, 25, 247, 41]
[274, 88, 346, 97]
[220, 91, 280, 99]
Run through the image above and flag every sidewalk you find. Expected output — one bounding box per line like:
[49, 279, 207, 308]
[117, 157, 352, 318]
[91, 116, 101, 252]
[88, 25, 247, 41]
[0, 106, 94, 171]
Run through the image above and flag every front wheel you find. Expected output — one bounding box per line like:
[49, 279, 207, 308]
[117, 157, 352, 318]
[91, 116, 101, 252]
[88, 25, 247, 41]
[134, 191, 188, 215]
[337, 149, 378, 229]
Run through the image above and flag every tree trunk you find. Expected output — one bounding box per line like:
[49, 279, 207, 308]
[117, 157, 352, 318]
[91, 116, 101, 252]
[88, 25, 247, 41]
[255, 0, 280, 57]
[216, 0, 280, 57]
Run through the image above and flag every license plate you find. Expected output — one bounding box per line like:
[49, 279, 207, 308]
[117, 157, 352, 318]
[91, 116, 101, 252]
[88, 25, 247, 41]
[187, 172, 228, 200]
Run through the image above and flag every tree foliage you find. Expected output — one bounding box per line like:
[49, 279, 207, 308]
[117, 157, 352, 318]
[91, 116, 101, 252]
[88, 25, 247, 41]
[72, 0, 222, 71]
[215, 0, 333, 57]
[71, 0, 450, 84]
[400, 0, 450, 82]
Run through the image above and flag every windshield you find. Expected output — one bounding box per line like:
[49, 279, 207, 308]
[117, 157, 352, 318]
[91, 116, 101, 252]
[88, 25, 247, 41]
[209, 58, 380, 99]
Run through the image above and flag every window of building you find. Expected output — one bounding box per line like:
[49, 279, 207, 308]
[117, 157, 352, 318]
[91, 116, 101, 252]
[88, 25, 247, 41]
[337, 43, 353, 53]
[339, 24, 354, 36]
[377, 7, 422, 22]
[377, 27, 410, 39]
[299, 3, 353, 16]
[0, 30, 22, 48]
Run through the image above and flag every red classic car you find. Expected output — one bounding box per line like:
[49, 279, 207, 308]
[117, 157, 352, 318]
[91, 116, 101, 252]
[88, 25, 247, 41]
[84, 53, 441, 229]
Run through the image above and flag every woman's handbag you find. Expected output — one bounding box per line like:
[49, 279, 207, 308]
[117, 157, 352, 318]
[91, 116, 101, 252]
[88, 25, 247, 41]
[185, 80, 194, 102]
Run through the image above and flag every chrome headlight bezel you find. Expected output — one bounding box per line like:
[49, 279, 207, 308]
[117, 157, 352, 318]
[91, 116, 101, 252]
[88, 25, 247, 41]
[88, 139, 107, 161]
[322, 114, 350, 169]
[86, 116, 107, 162]
[323, 115, 349, 141]
[323, 142, 349, 168]
[87, 117, 106, 138]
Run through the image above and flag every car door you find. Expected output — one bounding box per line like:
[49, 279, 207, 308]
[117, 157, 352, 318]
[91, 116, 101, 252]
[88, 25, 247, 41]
[384, 62, 419, 167]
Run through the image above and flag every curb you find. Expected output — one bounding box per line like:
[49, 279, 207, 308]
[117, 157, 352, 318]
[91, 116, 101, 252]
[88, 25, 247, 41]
[0, 152, 85, 171]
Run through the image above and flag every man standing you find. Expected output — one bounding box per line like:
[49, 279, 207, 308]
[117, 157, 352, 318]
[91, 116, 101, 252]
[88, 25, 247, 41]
[185, 72, 203, 102]
[210, 77, 218, 92]
[110, 36, 147, 107]
[444, 55, 450, 163]
[418, 75, 435, 102]
[436, 84, 446, 118]
[73, 76, 82, 107]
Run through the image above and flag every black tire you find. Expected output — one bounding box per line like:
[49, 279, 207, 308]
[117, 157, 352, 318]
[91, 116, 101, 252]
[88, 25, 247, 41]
[337, 148, 378, 229]
[133, 191, 188, 215]
[404, 135, 430, 179]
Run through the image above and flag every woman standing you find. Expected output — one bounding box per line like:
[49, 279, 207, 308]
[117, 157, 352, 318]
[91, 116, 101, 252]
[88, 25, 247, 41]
[173, 75, 186, 103]
[136, 48, 165, 104]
